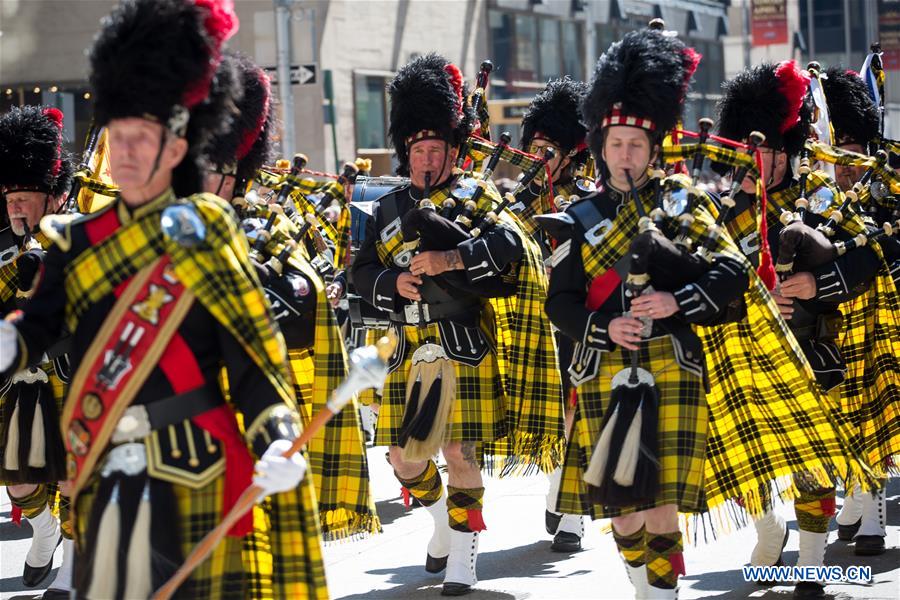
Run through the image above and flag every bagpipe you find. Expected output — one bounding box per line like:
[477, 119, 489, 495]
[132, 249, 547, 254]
[393, 132, 554, 303]
[242, 154, 359, 274]
[236, 154, 358, 282]
[225, 155, 333, 348]
[616, 120, 768, 306]
[775, 142, 900, 281]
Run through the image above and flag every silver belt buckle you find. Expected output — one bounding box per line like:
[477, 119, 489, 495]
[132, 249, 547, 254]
[404, 303, 429, 324]
[100, 442, 147, 477]
[111, 405, 152, 444]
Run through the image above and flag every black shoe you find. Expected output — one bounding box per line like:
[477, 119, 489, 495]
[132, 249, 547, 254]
[545, 510, 562, 535]
[793, 581, 825, 599]
[755, 527, 789, 587]
[42, 589, 70, 600]
[551, 530, 582, 553]
[854, 534, 886, 556]
[425, 553, 448, 573]
[441, 582, 473, 596]
[22, 535, 62, 588]
[837, 518, 861, 541]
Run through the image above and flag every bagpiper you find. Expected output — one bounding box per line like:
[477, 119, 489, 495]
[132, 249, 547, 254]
[716, 60, 895, 599]
[205, 49, 380, 542]
[517, 76, 591, 552]
[0, 0, 325, 597]
[351, 53, 565, 595]
[0, 105, 75, 599]
[820, 64, 897, 557]
[544, 26, 877, 600]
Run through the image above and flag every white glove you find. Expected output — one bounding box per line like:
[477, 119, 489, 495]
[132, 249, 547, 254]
[252, 439, 306, 500]
[0, 320, 19, 373]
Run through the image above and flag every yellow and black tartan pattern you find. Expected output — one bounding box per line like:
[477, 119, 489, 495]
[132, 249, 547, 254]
[0, 232, 53, 304]
[467, 137, 544, 176]
[282, 252, 380, 542]
[645, 531, 683, 589]
[558, 337, 706, 519]
[660, 141, 758, 174]
[56, 191, 295, 408]
[613, 524, 646, 567]
[0, 261, 16, 305]
[516, 179, 571, 239]
[806, 140, 900, 191]
[397, 459, 444, 506]
[568, 179, 874, 520]
[794, 488, 834, 533]
[374, 321, 507, 449]
[74, 471, 327, 599]
[446, 485, 484, 532]
[373, 176, 566, 474]
[256, 168, 352, 268]
[768, 171, 900, 473]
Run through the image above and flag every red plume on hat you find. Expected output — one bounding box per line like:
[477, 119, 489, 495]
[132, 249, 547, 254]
[42, 107, 64, 177]
[444, 63, 465, 117]
[774, 60, 810, 134]
[182, 0, 239, 109]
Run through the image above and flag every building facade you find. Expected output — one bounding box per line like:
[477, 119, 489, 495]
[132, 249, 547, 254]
[7, 0, 893, 176]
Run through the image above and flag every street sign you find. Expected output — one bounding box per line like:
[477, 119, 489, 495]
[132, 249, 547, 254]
[263, 63, 317, 86]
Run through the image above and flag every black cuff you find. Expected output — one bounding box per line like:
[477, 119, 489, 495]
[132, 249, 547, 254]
[457, 236, 502, 283]
[674, 282, 720, 324]
[372, 268, 400, 312]
[246, 405, 302, 458]
[582, 311, 612, 352]
[813, 263, 849, 302]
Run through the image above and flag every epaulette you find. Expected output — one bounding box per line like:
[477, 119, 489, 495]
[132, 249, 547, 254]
[533, 212, 575, 242]
[564, 192, 603, 230]
[38, 208, 106, 252]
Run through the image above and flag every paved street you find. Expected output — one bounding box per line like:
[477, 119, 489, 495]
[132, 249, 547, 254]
[2, 447, 898, 599]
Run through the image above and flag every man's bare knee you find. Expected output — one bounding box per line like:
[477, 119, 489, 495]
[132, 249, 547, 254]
[389, 445, 427, 480]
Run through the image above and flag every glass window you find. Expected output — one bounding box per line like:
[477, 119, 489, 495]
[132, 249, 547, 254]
[489, 10, 514, 81]
[539, 19, 561, 80]
[561, 21, 583, 78]
[515, 14, 538, 81]
[354, 74, 389, 150]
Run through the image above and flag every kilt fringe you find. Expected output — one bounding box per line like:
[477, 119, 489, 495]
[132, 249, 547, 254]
[320, 509, 381, 543]
[483, 432, 567, 477]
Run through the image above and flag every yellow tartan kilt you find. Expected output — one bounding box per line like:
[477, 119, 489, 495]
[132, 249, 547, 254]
[557, 336, 707, 519]
[374, 323, 507, 447]
[75, 472, 327, 599]
[0, 363, 68, 486]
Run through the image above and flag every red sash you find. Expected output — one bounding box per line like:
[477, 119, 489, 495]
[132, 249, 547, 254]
[62, 256, 194, 500]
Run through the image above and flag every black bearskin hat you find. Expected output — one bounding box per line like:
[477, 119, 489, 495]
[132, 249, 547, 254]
[388, 53, 474, 175]
[582, 28, 701, 159]
[206, 51, 275, 182]
[717, 61, 812, 157]
[89, 0, 240, 196]
[521, 77, 589, 162]
[822, 66, 880, 148]
[0, 106, 74, 197]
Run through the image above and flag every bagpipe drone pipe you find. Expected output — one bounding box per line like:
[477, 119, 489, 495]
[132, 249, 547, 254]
[224, 155, 327, 349]
[776, 143, 900, 281]
[236, 154, 357, 281]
